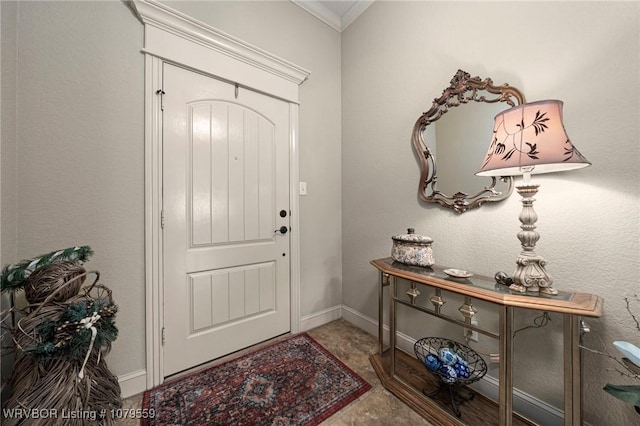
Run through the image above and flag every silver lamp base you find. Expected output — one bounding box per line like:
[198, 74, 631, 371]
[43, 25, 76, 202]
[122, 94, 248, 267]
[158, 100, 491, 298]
[509, 183, 558, 295]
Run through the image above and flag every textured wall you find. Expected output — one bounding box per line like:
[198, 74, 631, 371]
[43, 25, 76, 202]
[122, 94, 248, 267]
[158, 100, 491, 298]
[7, 3, 639, 420]
[4, 0, 342, 381]
[341, 1, 639, 424]
[1, 1, 17, 266]
[9, 1, 145, 375]
[1, 0, 18, 400]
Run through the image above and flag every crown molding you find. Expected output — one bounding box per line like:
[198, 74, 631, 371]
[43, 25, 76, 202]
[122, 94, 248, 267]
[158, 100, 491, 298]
[341, 0, 374, 30]
[291, 0, 341, 31]
[291, 0, 373, 32]
[129, 0, 310, 87]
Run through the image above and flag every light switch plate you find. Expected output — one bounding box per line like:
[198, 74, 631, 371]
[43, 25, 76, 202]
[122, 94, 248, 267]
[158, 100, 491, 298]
[299, 181, 307, 196]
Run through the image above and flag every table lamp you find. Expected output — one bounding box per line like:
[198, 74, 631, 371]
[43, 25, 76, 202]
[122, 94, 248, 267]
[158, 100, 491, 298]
[476, 100, 590, 295]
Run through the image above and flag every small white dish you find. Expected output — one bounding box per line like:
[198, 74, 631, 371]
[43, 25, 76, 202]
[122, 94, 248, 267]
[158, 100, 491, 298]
[443, 269, 473, 278]
[613, 341, 640, 368]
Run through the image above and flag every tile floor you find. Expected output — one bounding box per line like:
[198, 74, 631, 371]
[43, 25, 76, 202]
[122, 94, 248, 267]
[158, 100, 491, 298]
[119, 319, 432, 425]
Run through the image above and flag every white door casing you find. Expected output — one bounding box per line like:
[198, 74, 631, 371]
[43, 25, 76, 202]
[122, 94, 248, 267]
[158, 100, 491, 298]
[132, 0, 309, 387]
[162, 64, 291, 376]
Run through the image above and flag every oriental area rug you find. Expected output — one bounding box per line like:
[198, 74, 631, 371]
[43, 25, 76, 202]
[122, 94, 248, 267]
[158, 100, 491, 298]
[142, 333, 371, 425]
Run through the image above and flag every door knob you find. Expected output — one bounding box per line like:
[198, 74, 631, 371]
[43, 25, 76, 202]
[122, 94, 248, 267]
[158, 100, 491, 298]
[275, 226, 288, 235]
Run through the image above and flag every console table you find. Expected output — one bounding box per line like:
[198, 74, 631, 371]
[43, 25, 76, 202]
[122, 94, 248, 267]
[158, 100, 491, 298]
[370, 258, 603, 426]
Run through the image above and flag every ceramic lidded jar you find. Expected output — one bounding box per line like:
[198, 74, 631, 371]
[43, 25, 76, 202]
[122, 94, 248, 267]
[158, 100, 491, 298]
[391, 228, 435, 267]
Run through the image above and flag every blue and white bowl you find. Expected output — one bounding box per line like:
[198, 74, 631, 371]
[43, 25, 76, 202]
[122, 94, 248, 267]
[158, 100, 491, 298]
[414, 337, 488, 386]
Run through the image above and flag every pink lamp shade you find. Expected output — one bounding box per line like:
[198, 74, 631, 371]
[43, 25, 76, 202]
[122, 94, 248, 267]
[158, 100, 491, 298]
[476, 100, 590, 177]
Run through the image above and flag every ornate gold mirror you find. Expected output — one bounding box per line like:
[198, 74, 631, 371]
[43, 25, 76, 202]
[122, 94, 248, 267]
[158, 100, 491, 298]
[412, 70, 525, 213]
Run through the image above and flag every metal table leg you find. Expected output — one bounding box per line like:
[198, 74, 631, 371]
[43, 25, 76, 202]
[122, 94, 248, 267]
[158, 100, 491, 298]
[564, 314, 582, 425]
[499, 306, 514, 426]
[378, 272, 390, 356]
[390, 275, 397, 378]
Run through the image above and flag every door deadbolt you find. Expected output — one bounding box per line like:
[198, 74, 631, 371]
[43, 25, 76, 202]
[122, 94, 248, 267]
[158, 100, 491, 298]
[280, 210, 287, 218]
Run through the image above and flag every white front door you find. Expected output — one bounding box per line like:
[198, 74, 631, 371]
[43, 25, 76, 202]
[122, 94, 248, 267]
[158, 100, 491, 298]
[162, 64, 291, 376]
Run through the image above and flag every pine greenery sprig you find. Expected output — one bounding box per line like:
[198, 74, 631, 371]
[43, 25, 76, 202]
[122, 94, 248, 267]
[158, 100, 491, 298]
[24, 299, 118, 361]
[1, 246, 94, 292]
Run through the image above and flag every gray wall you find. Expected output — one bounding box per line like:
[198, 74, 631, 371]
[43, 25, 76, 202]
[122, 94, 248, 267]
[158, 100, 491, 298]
[2, 0, 146, 376]
[1, 0, 342, 381]
[342, 2, 639, 425]
[3, 1, 639, 423]
[1, 0, 18, 401]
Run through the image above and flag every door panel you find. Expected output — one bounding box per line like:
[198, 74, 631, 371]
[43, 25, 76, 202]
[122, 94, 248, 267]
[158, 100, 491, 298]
[163, 64, 290, 376]
[188, 262, 276, 332]
[189, 102, 275, 245]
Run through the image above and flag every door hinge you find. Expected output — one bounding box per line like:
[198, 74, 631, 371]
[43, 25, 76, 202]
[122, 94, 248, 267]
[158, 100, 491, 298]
[160, 210, 165, 229]
[162, 327, 165, 345]
[156, 89, 165, 111]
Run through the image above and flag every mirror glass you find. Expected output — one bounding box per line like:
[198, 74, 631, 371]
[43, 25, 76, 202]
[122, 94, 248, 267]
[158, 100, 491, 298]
[428, 102, 509, 196]
[412, 70, 525, 213]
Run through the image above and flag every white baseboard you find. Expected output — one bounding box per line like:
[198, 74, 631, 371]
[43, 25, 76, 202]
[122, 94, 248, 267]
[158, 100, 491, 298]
[118, 369, 147, 399]
[471, 374, 564, 426]
[299, 304, 342, 332]
[341, 305, 564, 426]
[341, 304, 387, 341]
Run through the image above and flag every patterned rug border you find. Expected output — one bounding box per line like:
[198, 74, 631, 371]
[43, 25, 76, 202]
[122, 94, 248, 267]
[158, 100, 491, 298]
[142, 332, 371, 425]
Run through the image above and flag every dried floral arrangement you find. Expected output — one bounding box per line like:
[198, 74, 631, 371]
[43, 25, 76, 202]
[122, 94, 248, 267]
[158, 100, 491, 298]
[1, 246, 122, 425]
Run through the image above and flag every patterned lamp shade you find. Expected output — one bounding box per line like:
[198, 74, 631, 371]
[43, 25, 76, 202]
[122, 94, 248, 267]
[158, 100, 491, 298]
[476, 100, 590, 177]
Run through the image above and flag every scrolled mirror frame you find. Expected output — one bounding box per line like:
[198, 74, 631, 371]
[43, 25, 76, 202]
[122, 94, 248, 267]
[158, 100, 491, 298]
[412, 70, 526, 213]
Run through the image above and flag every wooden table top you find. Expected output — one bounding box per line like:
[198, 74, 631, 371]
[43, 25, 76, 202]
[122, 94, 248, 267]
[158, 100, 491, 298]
[372, 258, 603, 317]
